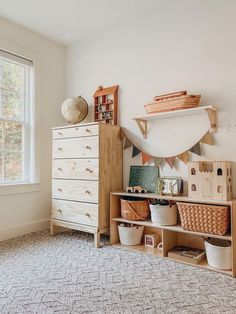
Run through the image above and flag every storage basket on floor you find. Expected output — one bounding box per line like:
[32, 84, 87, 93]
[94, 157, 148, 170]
[121, 197, 150, 221]
[205, 238, 232, 270]
[118, 225, 144, 246]
[177, 202, 229, 236]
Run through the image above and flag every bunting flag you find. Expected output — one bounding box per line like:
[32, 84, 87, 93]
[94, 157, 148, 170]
[142, 153, 152, 165]
[121, 127, 215, 168]
[153, 157, 164, 167]
[177, 151, 189, 164]
[164, 157, 176, 169]
[124, 137, 132, 149]
[200, 131, 214, 145]
[132, 146, 141, 158]
[189, 142, 201, 156]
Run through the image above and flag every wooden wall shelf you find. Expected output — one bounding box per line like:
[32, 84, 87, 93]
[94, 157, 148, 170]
[133, 105, 218, 139]
[110, 191, 236, 277]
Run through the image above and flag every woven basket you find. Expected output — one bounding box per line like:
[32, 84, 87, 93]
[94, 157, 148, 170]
[121, 197, 150, 221]
[145, 91, 201, 115]
[177, 202, 229, 236]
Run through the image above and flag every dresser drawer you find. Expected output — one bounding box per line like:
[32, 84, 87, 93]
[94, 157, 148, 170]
[52, 199, 98, 227]
[53, 159, 99, 180]
[53, 136, 98, 158]
[53, 124, 99, 139]
[52, 179, 98, 203]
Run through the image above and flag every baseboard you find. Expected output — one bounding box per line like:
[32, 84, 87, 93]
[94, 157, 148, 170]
[0, 219, 50, 242]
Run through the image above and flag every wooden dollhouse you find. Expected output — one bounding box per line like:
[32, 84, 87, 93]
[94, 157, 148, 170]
[188, 161, 232, 201]
[93, 85, 119, 124]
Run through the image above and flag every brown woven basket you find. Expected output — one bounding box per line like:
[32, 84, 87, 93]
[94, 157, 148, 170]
[121, 197, 150, 221]
[177, 202, 229, 235]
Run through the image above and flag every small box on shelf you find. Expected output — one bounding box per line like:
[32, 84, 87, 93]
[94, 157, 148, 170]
[144, 234, 159, 248]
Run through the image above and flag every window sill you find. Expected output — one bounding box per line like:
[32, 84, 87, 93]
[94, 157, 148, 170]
[0, 182, 41, 196]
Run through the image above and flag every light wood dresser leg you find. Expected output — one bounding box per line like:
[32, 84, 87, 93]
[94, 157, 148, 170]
[94, 232, 100, 248]
[50, 220, 56, 236]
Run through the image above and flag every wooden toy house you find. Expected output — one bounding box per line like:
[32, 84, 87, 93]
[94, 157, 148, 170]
[188, 161, 232, 200]
[93, 85, 119, 124]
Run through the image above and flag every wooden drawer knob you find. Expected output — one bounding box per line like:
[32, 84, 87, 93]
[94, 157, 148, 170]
[57, 188, 62, 192]
[58, 132, 63, 136]
[58, 147, 63, 151]
[86, 168, 93, 173]
[86, 128, 91, 133]
[85, 190, 91, 194]
[85, 213, 91, 218]
[57, 209, 62, 214]
[86, 146, 91, 150]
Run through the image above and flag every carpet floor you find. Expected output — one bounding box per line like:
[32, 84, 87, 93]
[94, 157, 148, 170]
[0, 231, 236, 314]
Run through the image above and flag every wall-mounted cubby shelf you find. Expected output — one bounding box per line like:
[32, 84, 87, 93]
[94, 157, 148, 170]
[110, 191, 236, 277]
[93, 85, 119, 125]
[133, 105, 218, 139]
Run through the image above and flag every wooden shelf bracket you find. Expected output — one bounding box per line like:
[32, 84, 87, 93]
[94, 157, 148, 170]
[205, 107, 217, 133]
[134, 119, 147, 139]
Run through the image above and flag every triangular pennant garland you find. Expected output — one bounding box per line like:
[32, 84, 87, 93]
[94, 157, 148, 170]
[132, 146, 141, 158]
[153, 157, 163, 167]
[121, 128, 215, 165]
[124, 137, 132, 149]
[200, 131, 214, 145]
[189, 142, 201, 156]
[177, 151, 189, 164]
[165, 157, 176, 169]
[141, 153, 152, 165]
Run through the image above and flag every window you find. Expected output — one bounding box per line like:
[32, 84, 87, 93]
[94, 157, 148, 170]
[0, 50, 34, 184]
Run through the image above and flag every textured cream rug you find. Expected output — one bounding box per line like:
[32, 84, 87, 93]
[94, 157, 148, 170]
[0, 231, 236, 314]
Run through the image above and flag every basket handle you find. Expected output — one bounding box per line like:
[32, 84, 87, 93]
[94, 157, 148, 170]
[126, 202, 149, 220]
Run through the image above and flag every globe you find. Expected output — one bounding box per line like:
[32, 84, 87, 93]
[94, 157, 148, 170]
[61, 96, 88, 124]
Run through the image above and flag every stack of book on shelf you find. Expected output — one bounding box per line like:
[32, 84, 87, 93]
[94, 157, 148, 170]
[168, 246, 206, 265]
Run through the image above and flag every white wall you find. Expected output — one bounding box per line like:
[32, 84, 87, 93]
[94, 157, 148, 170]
[0, 17, 65, 241]
[65, 0, 236, 194]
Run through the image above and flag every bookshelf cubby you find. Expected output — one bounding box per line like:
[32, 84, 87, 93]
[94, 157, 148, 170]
[110, 192, 236, 277]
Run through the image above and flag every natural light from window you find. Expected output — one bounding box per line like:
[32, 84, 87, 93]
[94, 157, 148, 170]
[0, 50, 34, 184]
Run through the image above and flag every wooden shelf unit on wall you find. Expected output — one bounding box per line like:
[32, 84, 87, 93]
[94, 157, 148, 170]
[110, 191, 236, 277]
[93, 85, 119, 125]
[133, 105, 218, 139]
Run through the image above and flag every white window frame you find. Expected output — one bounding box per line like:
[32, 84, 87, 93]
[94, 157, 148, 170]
[0, 49, 35, 185]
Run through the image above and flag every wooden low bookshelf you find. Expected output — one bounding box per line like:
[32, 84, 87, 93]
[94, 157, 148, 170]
[110, 192, 236, 277]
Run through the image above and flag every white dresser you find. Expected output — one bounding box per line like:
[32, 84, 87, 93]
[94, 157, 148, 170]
[51, 122, 122, 247]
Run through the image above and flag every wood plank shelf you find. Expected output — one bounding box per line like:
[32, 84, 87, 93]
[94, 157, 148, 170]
[113, 217, 232, 241]
[133, 105, 218, 139]
[112, 191, 234, 206]
[114, 243, 232, 276]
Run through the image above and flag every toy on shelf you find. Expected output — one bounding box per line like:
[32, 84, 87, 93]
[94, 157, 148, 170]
[156, 177, 183, 196]
[144, 234, 159, 248]
[93, 85, 119, 124]
[126, 186, 147, 193]
[188, 161, 232, 201]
